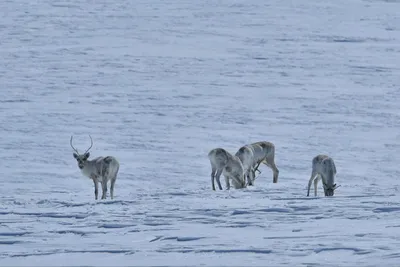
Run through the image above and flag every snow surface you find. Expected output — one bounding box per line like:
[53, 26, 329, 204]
[1, 0, 400, 266]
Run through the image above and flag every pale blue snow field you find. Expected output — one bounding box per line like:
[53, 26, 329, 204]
[0, 0, 400, 266]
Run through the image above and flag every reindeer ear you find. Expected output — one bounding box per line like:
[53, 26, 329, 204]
[84, 152, 90, 159]
[73, 153, 78, 159]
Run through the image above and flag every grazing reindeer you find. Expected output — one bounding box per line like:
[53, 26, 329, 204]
[208, 148, 246, 191]
[248, 141, 279, 184]
[70, 135, 120, 200]
[235, 145, 256, 186]
[307, 154, 339, 197]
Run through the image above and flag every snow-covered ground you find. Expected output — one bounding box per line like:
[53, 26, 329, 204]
[1, 0, 400, 266]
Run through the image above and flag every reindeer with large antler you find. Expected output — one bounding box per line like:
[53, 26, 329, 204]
[70, 135, 120, 200]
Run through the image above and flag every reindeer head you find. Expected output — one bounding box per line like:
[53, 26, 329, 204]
[321, 158, 339, 196]
[70, 135, 93, 169]
[323, 181, 341, 196]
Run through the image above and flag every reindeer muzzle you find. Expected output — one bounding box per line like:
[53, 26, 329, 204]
[325, 189, 334, 196]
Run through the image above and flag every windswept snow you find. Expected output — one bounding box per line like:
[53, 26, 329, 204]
[1, 0, 400, 266]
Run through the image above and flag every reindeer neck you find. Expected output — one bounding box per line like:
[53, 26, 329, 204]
[81, 159, 98, 178]
[322, 173, 335, 189]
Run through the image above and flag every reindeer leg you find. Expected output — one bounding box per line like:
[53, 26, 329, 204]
[224, 175, 230, 190]
[211, 167, 216, 191]
[92, 176, 99, 200]
[248, 168, 255, 186]
[264, 157, 279, 183]
[110, 177, 116, 199]
[215, 169, 223, 190]
[314, 176, 320, 197]
[249, 170, 255, 186]
[101, 177, 108, 199]
[254, 161, 262, 174]
[307, 171, 317, 197]
[272, 163, 279, 183]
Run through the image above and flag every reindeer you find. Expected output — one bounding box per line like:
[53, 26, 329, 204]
[208, 148, 246, 191]
[244, 141, 279, 185]
[307, 154, 339, 197]
[235, 145, 256, 186]
[70, 135, 120, 200]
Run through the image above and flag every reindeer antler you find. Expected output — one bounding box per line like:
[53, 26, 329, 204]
[70, 135, 80, 154]
[333, 184, 341, 190]
[322, 181, 341, 191]
[70, 135, 93, 155]
[84, 135, 93, 154]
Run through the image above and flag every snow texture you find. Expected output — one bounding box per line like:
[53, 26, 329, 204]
[1, 0, 400, 266]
